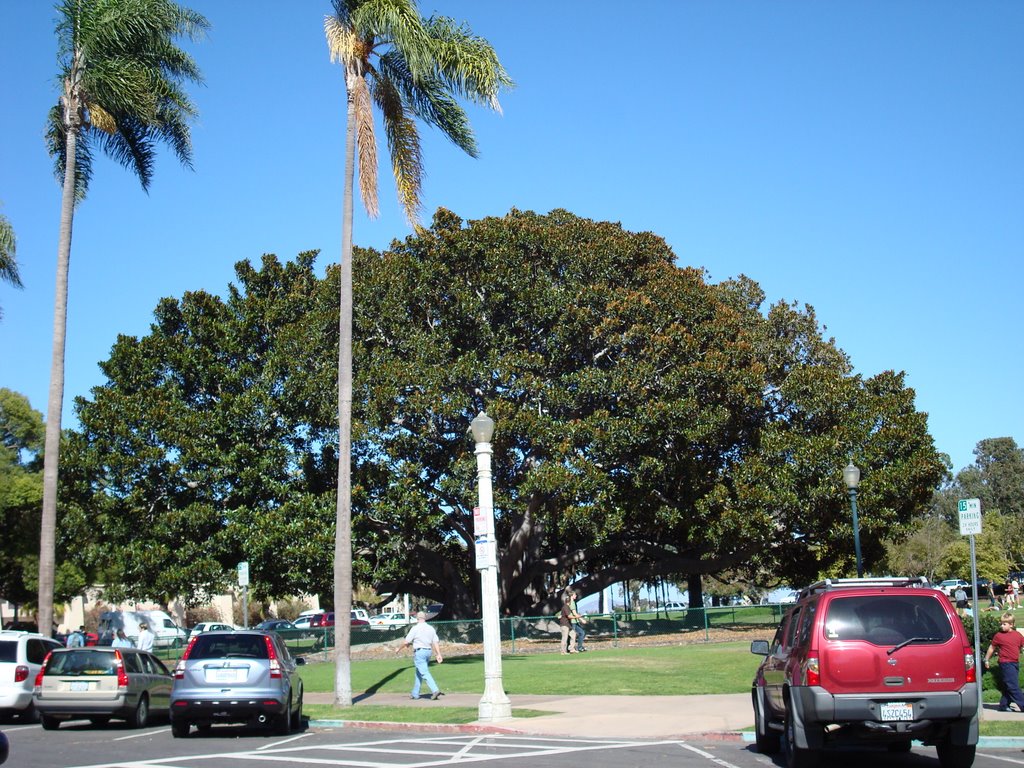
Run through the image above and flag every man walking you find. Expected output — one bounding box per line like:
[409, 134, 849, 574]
[397, 611, 444, 700]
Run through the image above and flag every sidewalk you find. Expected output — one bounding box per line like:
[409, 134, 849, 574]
[306, 691, 1024, 742]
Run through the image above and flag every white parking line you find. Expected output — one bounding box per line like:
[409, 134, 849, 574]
[677, 742, 745, 768]
[114, 728, 171, 742]
[978, 753, 1024, 765]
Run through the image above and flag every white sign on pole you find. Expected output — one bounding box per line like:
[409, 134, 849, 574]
[473, 506, 494, 537]
[237, 561, 250, 587]
[474, 535, 496, 570]
[958, 498, 982, 536]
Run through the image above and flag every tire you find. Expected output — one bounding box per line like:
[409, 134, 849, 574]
[19, 702, 39, 724]
[41, 714, 60, 731]
[752, 689, 781, 754]
[275, 694, 292, 736]
[89, 716, 111, 726]
[126, 695, 149, 728]
[171, 718, 190, 738]
[936, 742, 976, 768]
[290, 689, 303, 730]
[784, 710, 820, 768]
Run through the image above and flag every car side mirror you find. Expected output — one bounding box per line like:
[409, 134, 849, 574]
[750, 640, 770, 656]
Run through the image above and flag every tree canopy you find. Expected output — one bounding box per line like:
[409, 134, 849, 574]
[60, 209, 945, 616]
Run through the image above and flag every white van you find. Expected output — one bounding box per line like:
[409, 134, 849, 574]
[98, 610, 188, 648]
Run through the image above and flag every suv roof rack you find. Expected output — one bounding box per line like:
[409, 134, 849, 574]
[797, 576, 930, 600]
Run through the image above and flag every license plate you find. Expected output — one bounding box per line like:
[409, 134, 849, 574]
[880, 702, 914, 721]
[206, 667, 244, 683]
[69, 681, 90, 691]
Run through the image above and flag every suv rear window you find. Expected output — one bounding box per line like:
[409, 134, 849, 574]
[0, 640, 17, 663]
[823, 594, 953, 645]
[188, 634, 268, 660]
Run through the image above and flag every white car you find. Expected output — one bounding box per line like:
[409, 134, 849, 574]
[0, 630, 63, 722]
[937, 579, 970, 597]
[291, 615, 314, 631]
[187, 622, 235, 639]
[367, 613, 416, 630]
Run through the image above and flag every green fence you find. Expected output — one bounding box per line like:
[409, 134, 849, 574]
[281, 604, 787, 657]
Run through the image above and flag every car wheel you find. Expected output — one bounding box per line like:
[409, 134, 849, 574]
[936, 741, 976, 768]
[40, 714, 60, 731]
[19, 702, 39, 724]
[290, 689, 303, 730]
[752, 688, 781, 754]
[275, 694, 292, 736]
[784, 710, 820, 768]
[127, 695, 149, 728]
[171, 718, 190, 738]
[89, 716, 111, 726]
[888, 739, 913, 753]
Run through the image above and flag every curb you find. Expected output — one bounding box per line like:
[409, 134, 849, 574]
[308, 719, 745, 741]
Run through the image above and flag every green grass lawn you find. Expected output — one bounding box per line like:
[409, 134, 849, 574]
[299, 640, 762, 697]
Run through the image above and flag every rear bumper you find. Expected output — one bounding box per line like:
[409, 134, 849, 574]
[170, 696, 286, 723]
[790, 684, 979, 746]
[0, 688, 33, 711]
[34, 692, 133, 718]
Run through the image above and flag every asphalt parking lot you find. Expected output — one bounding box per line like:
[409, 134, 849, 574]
[4, 719, 1024, 768]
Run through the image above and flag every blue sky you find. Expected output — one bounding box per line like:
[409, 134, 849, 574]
[1, 1, 1021, 477]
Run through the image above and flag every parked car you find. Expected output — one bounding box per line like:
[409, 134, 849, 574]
[291, 615, 313, 631]
[937, 579, 970, 597]
[308, 612, 368, 628]
[750, 576, 978, 768]
[33, 647, 172, 729]
[778, 590, 799, 604]
[660, 601, 688, 613]
[367, 612, 416, 630]
[254, 620, 296, 632]
[188, 622, 236, 639]
[169, 630, 304, 737]
[0, 631, 63, 722]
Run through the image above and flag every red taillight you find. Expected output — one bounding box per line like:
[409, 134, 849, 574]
[34, 650, 54, 688]
[264, 636, 282, 679]
[965, 650, 977, 683]
[805, 655, 820, 686]
[114, 650, 129, 689]
[14, 665, 29, 683]
[181, 635, 199, 660]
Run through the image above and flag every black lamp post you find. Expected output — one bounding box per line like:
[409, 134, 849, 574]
[843, 461, 863, 577]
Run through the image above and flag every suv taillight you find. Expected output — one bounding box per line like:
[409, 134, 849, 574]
[965, 649, 977, 683]
[263, 635, 282, 679]
[14, 664, 29, 683]
[804, 655, 820, 686]
[114, 651, 129, 689]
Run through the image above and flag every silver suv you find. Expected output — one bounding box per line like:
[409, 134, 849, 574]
[170, 630, 304, 737]
[0, 631, 62, 722]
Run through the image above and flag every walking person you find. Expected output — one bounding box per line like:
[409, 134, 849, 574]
[136, 622, 155, 652]
[112, 629, 133, 648]
[396, 611, 444, 700]
[559, 592, 577, 654]
[954, 585, 969, 617]
[568, 588, 587, 652]
[985, 612, 1024, 712]
[65, 625, 86, 648]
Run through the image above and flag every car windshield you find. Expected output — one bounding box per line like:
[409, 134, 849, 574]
[46, 650, 117, 676]
[188, 634, 268, 660]
[823, 595, 953, 645]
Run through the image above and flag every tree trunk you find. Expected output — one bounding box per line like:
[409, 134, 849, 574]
[333, 70, 357, 707]
[686, 573, 703, 612]
[38, 115, 79, 637]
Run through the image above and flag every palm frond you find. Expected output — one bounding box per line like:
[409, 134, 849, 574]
[371, 76, 423, 225]
[423, 15, 513, 112]
[325, 15, 360, 66]
[0, 211, 22, 289]
[353, 75, 379, 218]
[97, 114, 157, 191]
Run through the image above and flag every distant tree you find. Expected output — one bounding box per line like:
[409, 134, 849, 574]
[37, 0, 208, 633]
[0, 206, 22, 320]
[324, 0, 511, 706]
[884, 516, 957, 582]
[0, 390, 44, 606]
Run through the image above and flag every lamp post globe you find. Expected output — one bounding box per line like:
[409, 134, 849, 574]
[843, 461, 863, 577]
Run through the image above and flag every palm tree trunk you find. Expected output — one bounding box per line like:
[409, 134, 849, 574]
[38, 123, 79, 636]
[333, 69, 358, 707]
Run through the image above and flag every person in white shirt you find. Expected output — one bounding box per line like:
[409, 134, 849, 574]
[136, 622, 155, 652]
[396, 611, 444, 699]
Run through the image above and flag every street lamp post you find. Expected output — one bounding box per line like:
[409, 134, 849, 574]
[843, 461, 863, 578]
[471, 411, 511, 721]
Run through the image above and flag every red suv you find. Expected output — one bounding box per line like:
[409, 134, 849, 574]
[751, 577, 978, 768]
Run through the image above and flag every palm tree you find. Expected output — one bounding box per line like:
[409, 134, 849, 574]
[325, 0, 511, 705]
[0, 207, 22, 320]
[37, 0, 208, 635]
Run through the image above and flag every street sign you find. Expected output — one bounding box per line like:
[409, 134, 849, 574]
[237, 561, 250, 587]
[958, 498, 982, 536]
[474, 535, 496, 570]
[473, 506, 494, 537]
